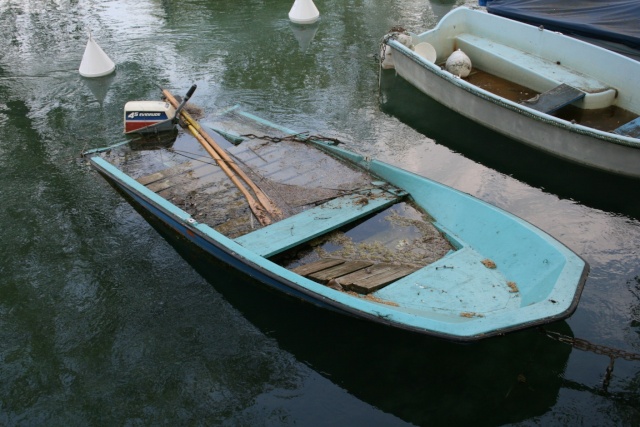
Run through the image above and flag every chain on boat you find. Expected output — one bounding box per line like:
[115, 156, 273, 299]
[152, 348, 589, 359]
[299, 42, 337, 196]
[240, 133, 344, 146]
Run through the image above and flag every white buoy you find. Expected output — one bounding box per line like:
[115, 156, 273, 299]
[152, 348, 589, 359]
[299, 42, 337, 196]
[79, 33, 115, 78]
[445, 49, 472, 78]
[289, 0, 320, 25]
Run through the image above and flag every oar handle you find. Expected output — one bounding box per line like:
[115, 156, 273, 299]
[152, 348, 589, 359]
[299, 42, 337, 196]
[173, 84, 197, 119]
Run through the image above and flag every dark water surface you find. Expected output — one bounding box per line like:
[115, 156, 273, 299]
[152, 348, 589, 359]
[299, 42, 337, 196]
[1, 0, 639, 425]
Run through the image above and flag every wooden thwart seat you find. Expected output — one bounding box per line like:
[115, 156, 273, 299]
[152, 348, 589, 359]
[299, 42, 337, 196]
[521, 84, 585, 114]
[614, 116, 640, 138]
[292, 258, 419, 294]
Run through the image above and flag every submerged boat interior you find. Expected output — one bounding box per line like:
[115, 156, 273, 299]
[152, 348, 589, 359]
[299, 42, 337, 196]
[102, 109, 457, 297]
[89, 97, 589, 339]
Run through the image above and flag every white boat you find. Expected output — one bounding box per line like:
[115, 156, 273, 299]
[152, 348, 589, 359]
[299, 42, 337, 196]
[381, 7, 640, 179]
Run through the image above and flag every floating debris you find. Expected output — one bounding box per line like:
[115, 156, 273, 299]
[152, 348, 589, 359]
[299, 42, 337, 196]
[312, 204, 453, 267]
[482, 258, 497, 269]
[460, 311, 485, 318]
[507, 281, 519, 293]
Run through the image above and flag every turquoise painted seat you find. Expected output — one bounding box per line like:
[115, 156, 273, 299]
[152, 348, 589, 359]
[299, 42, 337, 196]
[234, 189, 401, 257]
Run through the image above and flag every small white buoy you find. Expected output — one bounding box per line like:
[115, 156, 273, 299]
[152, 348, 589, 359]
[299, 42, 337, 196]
[445, 49, 471, 78]
[289, 0, 320, 25]
[79, 32, 115, 78]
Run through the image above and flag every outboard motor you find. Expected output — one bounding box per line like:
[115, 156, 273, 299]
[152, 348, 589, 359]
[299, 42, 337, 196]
[123, 85, 197, 134]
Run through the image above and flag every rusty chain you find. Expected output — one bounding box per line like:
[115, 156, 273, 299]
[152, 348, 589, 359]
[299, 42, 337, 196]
[241, 133, 344, 146]
[540, 328, 640, 362]
[540, 327, 640, 391]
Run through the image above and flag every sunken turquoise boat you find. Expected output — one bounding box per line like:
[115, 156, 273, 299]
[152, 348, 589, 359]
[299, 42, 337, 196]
[86, 103, 588, 341]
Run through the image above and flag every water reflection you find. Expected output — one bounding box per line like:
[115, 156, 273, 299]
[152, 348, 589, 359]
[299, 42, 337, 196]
[379, 70, 640, 219]
[289, 21, 320, 52]
[136, 204, 574, 426]
[82, 73, 116, 106]
[429, 0, 458, 21]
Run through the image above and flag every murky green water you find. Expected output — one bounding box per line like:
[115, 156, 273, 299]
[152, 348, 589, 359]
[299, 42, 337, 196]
[1, 0, 639, 425]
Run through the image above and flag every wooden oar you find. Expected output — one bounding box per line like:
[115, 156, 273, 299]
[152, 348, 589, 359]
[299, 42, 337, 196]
[162, 88, 282, 222]
[161, 89, 275, 226]
[183, 114, 274, 225]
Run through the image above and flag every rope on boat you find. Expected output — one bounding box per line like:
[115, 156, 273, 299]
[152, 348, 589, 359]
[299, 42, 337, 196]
[81, 139, 130, 156]
[378, 26, 410, 92]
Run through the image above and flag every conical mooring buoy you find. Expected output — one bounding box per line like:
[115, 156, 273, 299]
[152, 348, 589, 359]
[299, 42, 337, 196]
[289, 0, 320, 25]
[78, 33, 115, 78]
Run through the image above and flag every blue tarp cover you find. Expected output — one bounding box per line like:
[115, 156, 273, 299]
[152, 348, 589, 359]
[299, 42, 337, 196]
[486, 0, 640, 50]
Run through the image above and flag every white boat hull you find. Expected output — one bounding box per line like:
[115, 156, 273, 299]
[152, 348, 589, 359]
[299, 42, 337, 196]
[385, 8, 640, 179]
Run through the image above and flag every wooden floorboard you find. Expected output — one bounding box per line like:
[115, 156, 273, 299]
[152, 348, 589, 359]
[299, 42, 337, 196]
[291, 258, 346, 276]
[155, 166, 228, 197]
[347, 265, 418, 294]
[614, 116, 640, 138]
[308, 260, 374, 282]
[136, 155, 213, 186]
[292, 258, 419, 294]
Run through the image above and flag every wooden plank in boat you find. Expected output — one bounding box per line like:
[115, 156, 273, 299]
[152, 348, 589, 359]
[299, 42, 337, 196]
[227, 138, 372, 192]
[345, 264, 419, 294]
[234, 189, 400, 257]
[521, 84, 585, 114]
[614, 116, 640, 138]
[308, 260, 374, 282]
[136, 155, 212, 186]
[150, 166, 225, 194]
[291, 258, 346, 276]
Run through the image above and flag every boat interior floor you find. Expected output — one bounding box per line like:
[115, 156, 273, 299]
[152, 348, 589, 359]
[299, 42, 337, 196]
[463, 68, 639, 133]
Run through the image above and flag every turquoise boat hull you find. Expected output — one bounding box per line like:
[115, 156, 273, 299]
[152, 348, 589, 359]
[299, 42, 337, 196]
[89, 110, 588, 341]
